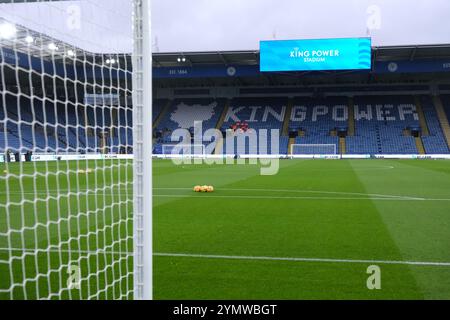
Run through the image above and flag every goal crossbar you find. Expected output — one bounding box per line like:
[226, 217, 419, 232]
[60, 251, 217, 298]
[162, 144, 206, 157]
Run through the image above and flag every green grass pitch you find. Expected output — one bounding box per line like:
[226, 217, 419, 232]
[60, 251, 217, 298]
[1, 159, 450, 299]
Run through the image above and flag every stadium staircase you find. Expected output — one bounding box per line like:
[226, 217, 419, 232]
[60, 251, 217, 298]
[84, 107, 94, 137]
[111, 109, 117, 137]
[432, 95, 450, 150]
[348, 97, 355, 136]
[212, 98, 229, 155]
[414, 96, 430, 136]
[288, 137, 295, 155]
[215, 99, 230, 130]
[214, 137, 224, 155]
[415, 137, 425, 154]
[153, 99, 171, 128]
[282, 99, 293, 136]
[339, 137, 346, 154]
[213, 98, 228, 154]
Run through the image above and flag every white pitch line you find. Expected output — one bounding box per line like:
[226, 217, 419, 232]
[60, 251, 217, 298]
[2, 248, 450, 267]
[2, 188, 448, 201]
[351, 165, 395, 170]
[0, 187, 427, 200]
[154, 194, 432, 201]
[155, 252, 450, 267]
[154, 187, 424, 200]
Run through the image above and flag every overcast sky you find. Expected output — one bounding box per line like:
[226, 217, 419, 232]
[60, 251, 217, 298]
[1, 0, 449, 53]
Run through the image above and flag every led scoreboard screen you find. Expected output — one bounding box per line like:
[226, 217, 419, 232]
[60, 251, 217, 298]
[260, 37, 371, 72]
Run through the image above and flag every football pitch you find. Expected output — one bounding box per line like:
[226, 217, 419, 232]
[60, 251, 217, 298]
[1, 158, 450, 299]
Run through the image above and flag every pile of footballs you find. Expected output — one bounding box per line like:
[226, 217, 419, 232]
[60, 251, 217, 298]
[193, 185, 214, 193]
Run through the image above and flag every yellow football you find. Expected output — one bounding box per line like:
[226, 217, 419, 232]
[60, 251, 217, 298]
[207, 186, 214, 193]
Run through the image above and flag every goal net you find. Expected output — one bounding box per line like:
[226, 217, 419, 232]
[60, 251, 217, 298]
[0, 0, 151, 300]
[291, 144, 337, 155]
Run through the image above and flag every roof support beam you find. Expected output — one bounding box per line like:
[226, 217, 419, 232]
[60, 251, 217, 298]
[409, 47, 418, 61]
[218, 52, 228, 66]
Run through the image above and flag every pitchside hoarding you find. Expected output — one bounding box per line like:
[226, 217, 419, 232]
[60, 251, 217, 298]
[260, 37, 372, 72]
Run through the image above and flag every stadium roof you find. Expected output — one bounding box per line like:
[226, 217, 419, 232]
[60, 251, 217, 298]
[2, 15, 450, 68]
[153, 45, 450, 68]
[2, 16, 450, 88]
[152, 45, 450, 87]
[373, 44, 450, 62]
[0, 17, 83, 60]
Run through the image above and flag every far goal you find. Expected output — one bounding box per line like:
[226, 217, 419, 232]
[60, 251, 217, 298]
[290, 144, 337, 155]
[162, 144, 206, 158]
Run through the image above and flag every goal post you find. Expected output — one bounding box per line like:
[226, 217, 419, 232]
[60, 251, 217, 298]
[0, 0, 151, 300]
[291, 144, 337, 155]
[132, 0, 152, 300]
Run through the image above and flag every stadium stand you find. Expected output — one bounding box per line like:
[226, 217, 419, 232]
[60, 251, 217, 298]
[0, 93, 136, 154]
[2, 93, 450, 156]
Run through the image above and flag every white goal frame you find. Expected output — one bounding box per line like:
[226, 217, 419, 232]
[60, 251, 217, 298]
[162, 144, 206, 158]
[290, 144, 337, 155]
[0, 0, 152, 301]
[133, 0, 152, 300]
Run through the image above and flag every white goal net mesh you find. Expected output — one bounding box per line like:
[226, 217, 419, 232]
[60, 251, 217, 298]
[0, 0, 145, 300]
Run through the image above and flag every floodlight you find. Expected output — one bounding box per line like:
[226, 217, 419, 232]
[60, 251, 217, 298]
[48, 43, 58, 51]
[25, 36, 34, 44]
[0, 23, 17, 39]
